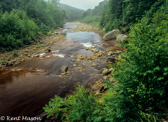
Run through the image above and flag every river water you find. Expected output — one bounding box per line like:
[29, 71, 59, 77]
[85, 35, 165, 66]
[0, 23, 110, 118]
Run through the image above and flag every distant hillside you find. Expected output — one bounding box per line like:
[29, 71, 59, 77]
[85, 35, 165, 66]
[60, 3, 85, 22]
[81, 0, 109, 25]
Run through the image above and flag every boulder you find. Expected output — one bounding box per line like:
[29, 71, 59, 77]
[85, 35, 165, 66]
[91, 83, 103, 91]
[107, 51, 114, 56]
[102, 68, 111, 75]
[116, 34, 128, 42]
[103, 29, 120, 40]
[109, 68, 115, 72]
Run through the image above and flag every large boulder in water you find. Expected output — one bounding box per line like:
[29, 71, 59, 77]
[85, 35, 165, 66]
[116, 34, 128, 42]
[103, 29, 120, 41]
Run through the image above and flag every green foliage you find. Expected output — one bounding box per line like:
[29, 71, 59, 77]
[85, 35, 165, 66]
[0, 0, 65, 51]
[111, 12, 168, 121]
[44, 85, 98, 121]
[0, 0, 19, 12]
[100, 0, 165, 32]
[13, 51, 19, 57]
[37, 44, 45, 48]
[1, 60, 8, 65]
[0, 10, 39, 50]
[81, 16, 101, 26]
[20, 0, 65, 30]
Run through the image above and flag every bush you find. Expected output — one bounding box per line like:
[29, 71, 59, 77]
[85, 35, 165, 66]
[0, 10, 39, 50]
[0, 0, 65, 51]
[112, 13, 168, 121]
[43, 85, 98, 121]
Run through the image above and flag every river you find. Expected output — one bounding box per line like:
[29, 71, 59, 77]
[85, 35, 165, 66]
[0, 23, 123, 119]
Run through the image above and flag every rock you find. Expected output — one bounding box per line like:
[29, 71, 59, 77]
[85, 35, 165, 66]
[87, 57, 92, 60]
[33, 54, 39, 57]
[107, 51, 114, 56]
[72, 59, 76, 62]
[92, 63, 96, 66]
[61, 65, 68, 73]
[103, 29, 120, 40]
[91, 83, 103, 91]
[103, 76, 108, 80]
[100, 86, 108, 92]
[116, 34, 128, 42]
[92, 48, 99, 53]
[114, 50, 122, 54]
[102, 69, 111, 75]
[77, 59, 81, 62]
[24, 50, 29, 52]
[96, 52, 103, 57]
[52, 32, 58, 35]
[24, 53, 29, 56]
[109, 68, 115, 72]
[76, 55, 87, 60]
[45, 47, 51, 52]
[73, 64, 77, 67]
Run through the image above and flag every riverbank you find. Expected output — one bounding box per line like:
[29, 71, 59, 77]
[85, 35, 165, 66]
[0, 28, 65, 71]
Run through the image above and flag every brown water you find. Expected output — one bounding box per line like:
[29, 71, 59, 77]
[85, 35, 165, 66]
[0, 23, 122, 119]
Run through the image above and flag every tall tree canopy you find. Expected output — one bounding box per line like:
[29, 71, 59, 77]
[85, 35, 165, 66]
[100, 0, 165, 32]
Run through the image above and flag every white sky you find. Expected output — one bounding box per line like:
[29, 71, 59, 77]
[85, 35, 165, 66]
[60, 0, 104, 10]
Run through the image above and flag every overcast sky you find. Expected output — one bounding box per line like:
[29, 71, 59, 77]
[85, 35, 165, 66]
[60, 0, 104, 10]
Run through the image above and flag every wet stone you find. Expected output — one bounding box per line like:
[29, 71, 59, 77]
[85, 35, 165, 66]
[61, 65, 68, 73]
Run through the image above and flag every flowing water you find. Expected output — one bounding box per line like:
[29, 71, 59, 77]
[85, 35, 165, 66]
[0, 23, 109, 118]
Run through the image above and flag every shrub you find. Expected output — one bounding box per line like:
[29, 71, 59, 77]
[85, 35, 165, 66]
[13, 51, 19, 57]
[112, 13, 168, 121]
[43, 85, 98, 121]
[0, 10, 39, 50]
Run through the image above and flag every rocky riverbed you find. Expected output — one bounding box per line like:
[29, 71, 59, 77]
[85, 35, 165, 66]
[0, 22, 125, 118]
